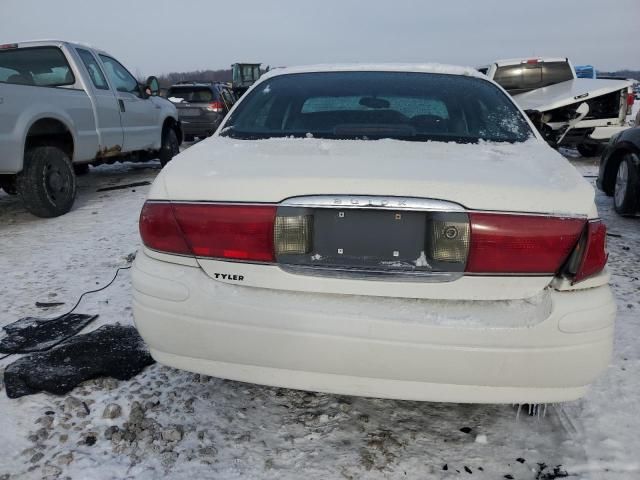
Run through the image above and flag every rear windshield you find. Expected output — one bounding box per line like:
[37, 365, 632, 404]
[0, 46, 75, 87]
[493, 61, 574, 94]
[167, 86, 217, 102]
[221, 71, 533, 143]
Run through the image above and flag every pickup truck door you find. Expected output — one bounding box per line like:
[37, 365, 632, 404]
[74, 48, 123, 153]
[98, 54, 160, 152]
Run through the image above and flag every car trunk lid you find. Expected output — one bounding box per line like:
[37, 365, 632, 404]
[152, 137, 595, 300]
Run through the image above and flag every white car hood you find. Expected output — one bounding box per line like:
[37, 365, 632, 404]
[155, 137, 594, 216]
[513, 78, 632, 112]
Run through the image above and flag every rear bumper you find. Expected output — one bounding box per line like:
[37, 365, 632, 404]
[132, 251, 616, 403]
[589, 125, 629, 142]
[180, 117, 222, 136]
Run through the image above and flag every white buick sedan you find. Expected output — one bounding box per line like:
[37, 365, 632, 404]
[133, 65, 615, 404]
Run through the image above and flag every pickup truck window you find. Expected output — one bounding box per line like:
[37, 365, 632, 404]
[76, 48, 109, 90]
[221, 72, 533, 144]
[0, 46, 75, 87]
[493, 62, 574, 94]
[99, 54, 139, 95]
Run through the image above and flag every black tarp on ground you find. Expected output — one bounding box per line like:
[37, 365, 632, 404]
[0, 314, 98, 353]
[4, 324, 155, 398]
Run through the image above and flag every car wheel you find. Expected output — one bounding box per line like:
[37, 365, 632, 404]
[73, 163, 90, 175]
[159, 128, 180, 167]
[613, 154, 640, 215]
[577, 143, 603, 157]
[17, 146, 77, 217]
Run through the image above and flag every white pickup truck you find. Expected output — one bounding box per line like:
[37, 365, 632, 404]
[479, 57, 634, 156]
[0, 40, 182, 217]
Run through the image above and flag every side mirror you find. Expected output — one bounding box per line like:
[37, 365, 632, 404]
[145, 76, 160, 96]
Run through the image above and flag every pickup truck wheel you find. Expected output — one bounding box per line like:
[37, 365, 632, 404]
[577, 143, 603, 157]
[159, 128, 179, 167]
[17, 146, 77, 218]
[613, 154, 640, 215]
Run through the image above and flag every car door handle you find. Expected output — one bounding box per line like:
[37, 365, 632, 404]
[118, 99, 125, 112]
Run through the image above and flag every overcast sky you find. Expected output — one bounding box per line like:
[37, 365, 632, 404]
[1, 0, 638, 76]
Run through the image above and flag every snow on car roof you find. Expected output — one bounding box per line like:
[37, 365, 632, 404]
[261, 63, 485, 80]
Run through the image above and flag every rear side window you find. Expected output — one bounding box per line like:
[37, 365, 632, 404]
[0, 46, 75, 87]
[493, 62, 574, 94]
[167, 86, 217, 102]
[222, 71, 533, 144]
[76, 48, 109, 90]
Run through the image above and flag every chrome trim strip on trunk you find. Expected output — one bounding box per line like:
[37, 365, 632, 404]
[280, 195, 465, 212]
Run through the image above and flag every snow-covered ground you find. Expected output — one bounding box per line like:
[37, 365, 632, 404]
[0, 149, 639, 479]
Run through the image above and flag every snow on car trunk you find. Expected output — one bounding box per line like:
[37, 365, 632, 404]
[157, 137, 594, 216]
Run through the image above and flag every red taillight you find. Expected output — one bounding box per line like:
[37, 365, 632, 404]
[572, 220, 608, 283]
[526, 59, 539, 64]
[206, 101, 225, 113]
[172, 203, 276, 261]
[627, 92, 635, 107]
[139, 201, 276, 262]
[465, 213, 585, 274]
[140, 202, 192, 256]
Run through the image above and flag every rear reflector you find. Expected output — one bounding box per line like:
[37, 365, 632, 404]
[571, 220, 608, 283]
[140, 202, 276, 262]
[465, 213, 585, 274]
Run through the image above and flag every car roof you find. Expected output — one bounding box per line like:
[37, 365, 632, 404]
[260, 63, 485, 81]
[4, 39, 112, 57]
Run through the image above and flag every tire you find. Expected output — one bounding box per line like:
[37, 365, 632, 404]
[577, 143, 603, 157]
[613, 154, 640, 215]
[159, 128, 180, 167]
[17, 146, 77, 218]
[73, 163, 90, 175]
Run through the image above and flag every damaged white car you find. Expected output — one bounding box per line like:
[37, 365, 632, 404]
[133, 64, 615, 404]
